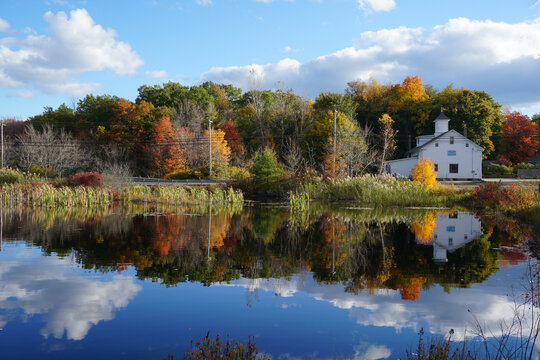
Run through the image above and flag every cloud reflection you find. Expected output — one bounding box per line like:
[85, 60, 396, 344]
[0, 255, 141, 340]
[221, 269, 522, 339]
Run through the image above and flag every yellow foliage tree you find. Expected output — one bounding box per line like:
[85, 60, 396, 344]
[203, 129, 231, 167]
[411, 157, 437, 188]
[410, 212, 437, 244]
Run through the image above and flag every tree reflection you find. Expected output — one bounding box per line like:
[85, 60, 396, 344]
[0, 206, 528, 299]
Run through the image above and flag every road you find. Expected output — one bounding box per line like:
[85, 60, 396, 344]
[440, 178, 540, 191]
[130, 177, 229, 186]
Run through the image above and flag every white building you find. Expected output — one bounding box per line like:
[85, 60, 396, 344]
[385, 111, 483, 179]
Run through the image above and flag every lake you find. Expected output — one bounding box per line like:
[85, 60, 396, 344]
[0, 204, 537, 359]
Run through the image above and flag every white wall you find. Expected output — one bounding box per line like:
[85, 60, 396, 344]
[419, 132, 482, 179]
[385, 157, 418, 178]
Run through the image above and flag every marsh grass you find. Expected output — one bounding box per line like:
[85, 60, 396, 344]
[300, 175, 469, 207]
[0, 168, 43, 185]
[124, 185, 243, 210]
[0, 184, 114, 208]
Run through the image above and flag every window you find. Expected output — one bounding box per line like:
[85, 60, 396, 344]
[450, 136, 454, 144]
[449, 164, 459, 173]
[435, 143, 439, 147]
[466, 143, 469, 148]
[449, 212, 458, 219]
[448, 238, 453, 246]
[434, 163, 438, 172]
[464, 235, 468, 240]
[448, 150, 456, 156]
[447, 226, 456, 232]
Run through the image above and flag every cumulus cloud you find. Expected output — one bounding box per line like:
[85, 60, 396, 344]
[200, 16, 540, 109]
[0, 256, 141, 340]
[195, 0, 213, 6]
[357, 0, 396, 12]
[0, 18, 10, 32]
[0, 9, 143, 96]
[145, 69, 168, 78]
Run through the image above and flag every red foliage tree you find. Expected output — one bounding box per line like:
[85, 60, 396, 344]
[222, 120, 244, 163]
[501, 111, 539, 164]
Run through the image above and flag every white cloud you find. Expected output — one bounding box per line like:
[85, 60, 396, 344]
[145, 69, 168, 78]
[195, 0, 213, 6]
[0, 256, 141, 341]
[0, 18, 10, 32]
[357, 0, 396, 12]
[284, 45, 292, 53]
[200, 16, 540, 109]
[0, 9, 143, 96]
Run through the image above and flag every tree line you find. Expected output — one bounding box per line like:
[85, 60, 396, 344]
[2, 75, 539, 178]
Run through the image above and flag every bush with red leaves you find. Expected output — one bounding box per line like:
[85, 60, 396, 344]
[68, 172, 104, 188]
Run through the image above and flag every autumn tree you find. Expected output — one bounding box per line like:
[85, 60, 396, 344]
[411, 158, 437, 188]
[204, 128, 231, 168]
[378, 113, 397, 174]
[501, 111, 539, 164]
[222, 120, 245, 166]
[152, 116, 186, 176]
[389, 76, 431, 156]
[102, 98, 169, 175]
[347, 79, 393, 131]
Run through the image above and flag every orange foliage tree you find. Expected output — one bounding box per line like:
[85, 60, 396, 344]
[411, 158, 438, 188]
[152, 116, 186, 176]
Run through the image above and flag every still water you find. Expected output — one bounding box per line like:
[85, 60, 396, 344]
[0, 205, 537, 359]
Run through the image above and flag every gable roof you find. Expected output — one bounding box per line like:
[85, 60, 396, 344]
[434, 112, 450, 121]
[406, 130, 483, 155]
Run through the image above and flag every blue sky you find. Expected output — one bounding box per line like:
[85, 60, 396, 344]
[1, 0, 540, 119]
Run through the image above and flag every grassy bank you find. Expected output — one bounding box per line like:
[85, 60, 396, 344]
[296, 175, 472, 208]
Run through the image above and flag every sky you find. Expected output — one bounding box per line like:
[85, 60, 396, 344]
[1, 0, 540, 119]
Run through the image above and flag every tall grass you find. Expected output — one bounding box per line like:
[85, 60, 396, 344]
[0, 184, 114, 208]
[123, 185, 244, 212]
[0, 168, 43, 185]
[300, 175, 468, 207]
[289, 191, 311, 229]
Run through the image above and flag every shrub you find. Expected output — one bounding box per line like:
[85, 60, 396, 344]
[411, 158, 437, 188]
[484, 164, 514, 177]
[514, 162, 536, 170]
[0, 168, 27, 184]
[496, 155, 512, 167]
[165, 166, 208, 180]
[29, 164, 56, 178]
[472, 183, 537, 211]
[68, 172, 104, 188]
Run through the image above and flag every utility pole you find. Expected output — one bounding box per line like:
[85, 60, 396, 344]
[1, 119, 4, 169]
[208, 118, 213, 177]
[333, 109, 337, 177]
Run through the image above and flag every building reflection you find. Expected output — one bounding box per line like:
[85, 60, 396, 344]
[412, 212, 483, 264]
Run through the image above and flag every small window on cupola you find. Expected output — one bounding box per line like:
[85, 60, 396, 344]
[450, 136, 454, 144]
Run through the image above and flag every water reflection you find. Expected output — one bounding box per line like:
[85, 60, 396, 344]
[0, 206, 535, 350]
[412, 211, 483, 264]
[0, 251, 141, 340]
